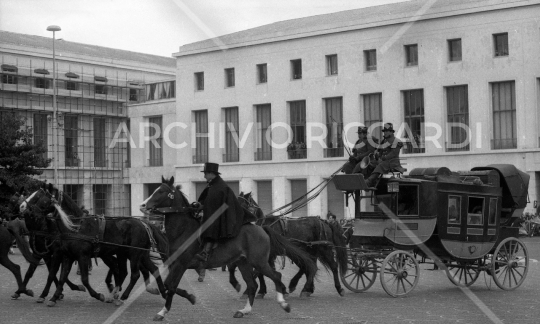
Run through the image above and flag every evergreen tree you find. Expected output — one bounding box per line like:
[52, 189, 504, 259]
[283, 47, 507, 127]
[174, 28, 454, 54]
[0, 112, 51, 218]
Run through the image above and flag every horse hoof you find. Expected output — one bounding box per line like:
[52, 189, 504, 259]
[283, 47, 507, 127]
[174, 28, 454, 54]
[98, 293, 106, 302]
[339, 288, 345, 297]
[59, 294, 64, 300]
[288, 287, 296, 294]
[25, 289, 34, 297]
[78, 285, 86, 292]
[107, 284, 114, 292]
[146, 287, 160, 295]
[198, 277, 204, 282]
[11, 293, 20, 300]
[233, 311, 244, 318]
[255, 293, 265, 299]
[37, 297, 45, 303]
[282, 303, 291, 313]
[113, 292, 120, 299]
[114, 299, 124, 307]
[105, 297, 113, 303]
[234, 283, 241, 292]
[47, 301, 56, 307]
[153, 314, 164, 321]
[188, 295, 196, 305]
[299, 292, 308, 298]
[239, 294, 248, 301]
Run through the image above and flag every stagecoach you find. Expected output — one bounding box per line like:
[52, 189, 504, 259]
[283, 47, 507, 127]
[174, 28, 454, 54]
[333, 164, 530, 297]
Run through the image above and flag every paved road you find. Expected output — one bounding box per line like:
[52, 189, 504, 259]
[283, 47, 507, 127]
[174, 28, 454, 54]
[1, 238, 540, 324]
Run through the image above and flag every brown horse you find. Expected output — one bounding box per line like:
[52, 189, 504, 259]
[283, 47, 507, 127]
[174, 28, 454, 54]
[140, 176, 317, 321]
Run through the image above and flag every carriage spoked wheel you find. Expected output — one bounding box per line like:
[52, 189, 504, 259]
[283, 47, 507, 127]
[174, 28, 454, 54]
[380, 250, 419, 297]
[446, 260, 480, 287]
[490, 237, 529, 291]
[340, 252, 377, 293]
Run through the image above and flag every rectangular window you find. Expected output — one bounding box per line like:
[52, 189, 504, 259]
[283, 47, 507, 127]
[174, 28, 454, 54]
[291, 59, 302, 80]
[448, 39, 462, 62]
[257, 64, 267, 84]
[33, 114, 48, 160]
[446, 85, 469, 152]
[255, 104, 272, 161]
[397, 185, 419, 216]
[193, 110, 208, 164]
[93, 184, 108, 215]
[129, 88, 138, 101]
[225, 68, 235, 87]
[405, 44, 418, 66]
[93, 118, 106, 167]
[494, 33, 509, 57]
[488, 198, 497, 225]
[64, 115, 79, 167]
[223, 107, 239, 162]
[35, 78, 49, 89]
[326, 54, 338, 75]
[467, 196, 484, 226]
[1, 74, 17, 84]
[364, 49, 377, 71]
[195, 72, 204, 91]
[148, 116, 163, 166]
[491, 81, 516, 149]
[324, 97, 344, 157]
[288, 101, 306, 159]
[66, 81, 78, 91]
[95, 84, 107, 94]
[291, 179, 308, 217]
[256, 180, 273, 214]
[448, 196, 461, 224]
[403, 89, 425, 154]
[363, 93, 383, 138]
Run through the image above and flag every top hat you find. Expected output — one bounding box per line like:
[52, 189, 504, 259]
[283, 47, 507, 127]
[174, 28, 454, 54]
[382, 123, 395, 133]
[201, 162, 221, 175]
[357, 126, 368, 134]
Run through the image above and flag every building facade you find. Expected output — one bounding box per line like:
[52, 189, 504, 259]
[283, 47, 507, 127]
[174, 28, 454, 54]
[173, 0, 540, 219]
[0, 30, 176, 216]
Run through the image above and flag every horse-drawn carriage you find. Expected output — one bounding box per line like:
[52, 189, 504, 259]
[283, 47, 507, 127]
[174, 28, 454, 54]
[333, 164, 530, 297]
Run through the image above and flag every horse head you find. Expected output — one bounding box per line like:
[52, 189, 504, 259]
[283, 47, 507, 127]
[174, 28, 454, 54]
[237, 192, 264, 220]
[140, 176, 189, 214]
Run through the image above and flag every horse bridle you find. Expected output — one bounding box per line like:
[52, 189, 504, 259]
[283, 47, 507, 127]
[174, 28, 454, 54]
[238, 195, 263, 218]
[149, 184, 194, 216]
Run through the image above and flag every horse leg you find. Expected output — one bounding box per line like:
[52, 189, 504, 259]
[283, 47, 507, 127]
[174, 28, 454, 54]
[322, 247, 345, 296]
[100, 256, 121, 304]
[253, 260, 290, 314]
[289, 268, 303, 294]
[139, 263, 158, 295]
[228, 263, 242, 292]
[256, 271, 266, 299]
[119, 254, 141, 302]
[140, 253, 166, 297]
[73, 256, 105, 304]
[48, 256, 75, 306]
[154, 261, 190, 322]
[0, 252, 33, 299]
[234, 263, 258, 318]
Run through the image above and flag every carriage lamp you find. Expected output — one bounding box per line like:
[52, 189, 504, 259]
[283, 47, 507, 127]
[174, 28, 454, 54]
[387, 182, 399, 193]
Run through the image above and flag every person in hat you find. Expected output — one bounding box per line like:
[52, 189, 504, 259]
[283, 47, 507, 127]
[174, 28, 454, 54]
[193, 162, 245, 263]
[365, 123, 404, 188]
[342, 126, 379, 174]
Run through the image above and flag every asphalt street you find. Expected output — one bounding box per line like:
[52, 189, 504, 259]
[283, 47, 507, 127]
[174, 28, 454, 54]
[1, 237, 540, 324]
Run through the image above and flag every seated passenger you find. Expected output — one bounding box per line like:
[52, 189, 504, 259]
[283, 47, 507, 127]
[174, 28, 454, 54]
[365, 123, 404, 188]
[342, 126, 378, 175]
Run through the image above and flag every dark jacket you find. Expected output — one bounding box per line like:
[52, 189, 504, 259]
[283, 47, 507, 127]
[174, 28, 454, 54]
[353, 137, 379, 161]
[374, 135, 403, 173]
[198, 176, 245, 241]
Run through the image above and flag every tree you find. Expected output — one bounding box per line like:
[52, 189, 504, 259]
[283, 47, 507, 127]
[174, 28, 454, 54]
[0, 112, 51, 218]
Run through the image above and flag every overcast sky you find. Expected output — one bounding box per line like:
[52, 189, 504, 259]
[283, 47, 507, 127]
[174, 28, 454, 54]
[0, 0, 409, 57]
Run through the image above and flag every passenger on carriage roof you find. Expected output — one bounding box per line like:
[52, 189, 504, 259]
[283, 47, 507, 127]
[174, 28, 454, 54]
[365, 123, 404, 188]
[342, 126, 378, 175]
[193, 162, 245, 263]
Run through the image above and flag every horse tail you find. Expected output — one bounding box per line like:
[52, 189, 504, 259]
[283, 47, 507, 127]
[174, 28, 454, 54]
[149, 223, 169, 263]
[328, 221, 348, 276]
[262, 226, 317, 278]
[7, 220, 40, 265]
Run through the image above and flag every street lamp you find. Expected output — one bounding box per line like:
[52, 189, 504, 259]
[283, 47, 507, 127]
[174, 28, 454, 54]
[47, 25, 60, 186]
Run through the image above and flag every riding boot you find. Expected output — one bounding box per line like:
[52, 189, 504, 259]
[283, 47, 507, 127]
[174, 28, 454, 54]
[195, 241, 213, 262]
[365, 172, 381, 188]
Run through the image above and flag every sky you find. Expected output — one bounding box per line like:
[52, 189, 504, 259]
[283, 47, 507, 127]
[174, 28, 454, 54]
[0, 0, 409, 57]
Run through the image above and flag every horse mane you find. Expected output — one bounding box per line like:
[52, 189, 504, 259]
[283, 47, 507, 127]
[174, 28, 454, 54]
[60, 192, 85, 218]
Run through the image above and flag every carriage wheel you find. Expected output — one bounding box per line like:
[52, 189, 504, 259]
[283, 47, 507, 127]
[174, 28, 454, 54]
[491, 237, 529, 291]
[446, 260, 480, 287]
[380, 250, 419, 298]
[340, 252, 377, 293]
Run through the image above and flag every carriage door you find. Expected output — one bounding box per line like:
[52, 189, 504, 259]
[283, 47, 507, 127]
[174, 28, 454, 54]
[466, 196, 485, 236]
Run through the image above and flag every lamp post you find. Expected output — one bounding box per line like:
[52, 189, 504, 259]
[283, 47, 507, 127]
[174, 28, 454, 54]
[47, 25, 61, 186]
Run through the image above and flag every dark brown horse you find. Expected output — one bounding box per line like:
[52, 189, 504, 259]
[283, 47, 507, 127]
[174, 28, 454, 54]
[238, 192, 348, 297]
[139, 176, 317, 321]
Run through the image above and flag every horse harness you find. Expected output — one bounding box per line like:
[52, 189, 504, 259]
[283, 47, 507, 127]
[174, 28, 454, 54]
[264, 216, 333, 247]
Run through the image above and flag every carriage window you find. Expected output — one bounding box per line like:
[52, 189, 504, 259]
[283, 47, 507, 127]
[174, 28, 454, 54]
[467, 197, 484, 225]
[448, 196, 461, 224]
[397, 185, 418, 216]
[488, 198, 497, 225]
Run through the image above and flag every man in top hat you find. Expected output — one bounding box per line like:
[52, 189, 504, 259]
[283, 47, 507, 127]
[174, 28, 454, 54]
[365, 123, 404, 188]
[342, 126, 379, 174]
[193, 162, 245, 263]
